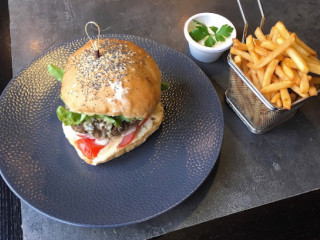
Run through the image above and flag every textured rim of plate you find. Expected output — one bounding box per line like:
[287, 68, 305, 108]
[0, 34, 224, 227]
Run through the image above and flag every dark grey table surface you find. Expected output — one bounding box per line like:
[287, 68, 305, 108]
[8, 0, 320, 239]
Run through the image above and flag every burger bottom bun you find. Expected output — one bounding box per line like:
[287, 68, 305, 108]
[62, 103, 164, 165]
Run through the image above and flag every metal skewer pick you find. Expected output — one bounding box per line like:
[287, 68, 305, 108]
[85, 21, 101, 59]
[237, 0, 265, 43]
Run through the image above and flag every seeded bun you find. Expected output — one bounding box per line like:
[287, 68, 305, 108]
[61, 39, 161, 118]
[63, 103, 164, 165]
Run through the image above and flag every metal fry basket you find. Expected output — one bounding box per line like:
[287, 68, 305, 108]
[225, 0, 316, 134]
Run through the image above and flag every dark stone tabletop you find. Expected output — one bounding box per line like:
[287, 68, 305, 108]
[7, 0, 320, 239]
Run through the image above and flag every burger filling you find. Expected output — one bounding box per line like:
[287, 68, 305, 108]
[56, 105, 142, 140]
[72, 117, 140, 139]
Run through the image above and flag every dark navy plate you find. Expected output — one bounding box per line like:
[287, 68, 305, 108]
[0, 34, 223, 227]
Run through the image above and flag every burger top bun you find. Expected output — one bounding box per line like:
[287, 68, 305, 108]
[61, 39, 161, 118]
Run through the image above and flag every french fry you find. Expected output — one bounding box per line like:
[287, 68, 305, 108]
[247, 62, 254, 69]
[276, 36, 309, 73]
[264, 92, 272, 101]
[269, 26, 276, 40]
[246, 35, 255, 51]
[272, 27, 281, 43]
[292, 69, 301, 85]
[271, 92, 281, 103]
[261, 81, 293, 93]
[231, 20, 319, 110]
[252, 34, 294, 70]
[260, 40, 277, 51]
[234, 55, 242, 67]
[266, 34, 271, 41]
[242, 58, 250, 80]
[250, 70, 261, 90]
[275, 21, 291, 39]
[307, 61, 320, 75]
[287, 47, 309, 73]
[283, 58, 298, 69]
[281, 61, 294, 80]
[309, 85, 318, 96]
[254, 45, 269, 56]
[253, 39, 261, 46]
[291, 84, 309, 98]
[263, 59, 279, 87]
[275, 65, 290, 81]
[276, 55, 284, 61]
[280, 88, 291, 110]
[301, 55, 320, 65]
[250, 50, 260, 64]
[254, 27, 267, 42]
[233, 39, 248, 51]
[246, 35, 260, 64]
[295, 35, 317, 56]
[276, 98, 282, 108]
[292, 41, 310, 57]
[299, 72, 310, 94]
[230, 47, 253, 62]
[256, 69, 265, 87]
[308, 75, 312, 81]
[309, 55, 320, 64]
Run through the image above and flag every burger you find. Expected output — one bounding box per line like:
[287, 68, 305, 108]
[50, 38, 165, 165]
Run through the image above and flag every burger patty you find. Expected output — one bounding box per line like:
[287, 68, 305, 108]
[72, 118, 140, 139]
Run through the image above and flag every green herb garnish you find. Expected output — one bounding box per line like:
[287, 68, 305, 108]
[204, 36, 216, 47]
[189, 20, 209, 42]
[47, 64, 64, 82]
[189, 20, 234, 47]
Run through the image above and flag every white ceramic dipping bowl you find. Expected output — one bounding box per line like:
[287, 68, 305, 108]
[184, 13, 236, 62]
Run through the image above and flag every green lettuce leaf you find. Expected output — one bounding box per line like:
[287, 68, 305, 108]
[56, 106, 134, 127]
[114, 115, 132, 127]
[56, 106, 87, 126]
[48, 64, 64, 82]
[161, 82, 170, 90]
[94, 115, 127, 127]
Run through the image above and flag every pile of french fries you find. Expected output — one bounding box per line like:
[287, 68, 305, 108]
[230, 21, 320, 110]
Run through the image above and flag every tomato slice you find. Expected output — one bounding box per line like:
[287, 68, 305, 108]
[117, 117, 149, 149]
[76, 138, 106, 159]
[117, 127, 138, 148]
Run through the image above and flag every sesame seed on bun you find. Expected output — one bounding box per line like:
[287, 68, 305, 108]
[61, 39, 161, 118]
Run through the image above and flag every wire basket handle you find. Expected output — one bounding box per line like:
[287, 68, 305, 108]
[237, 0, 265, 43]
